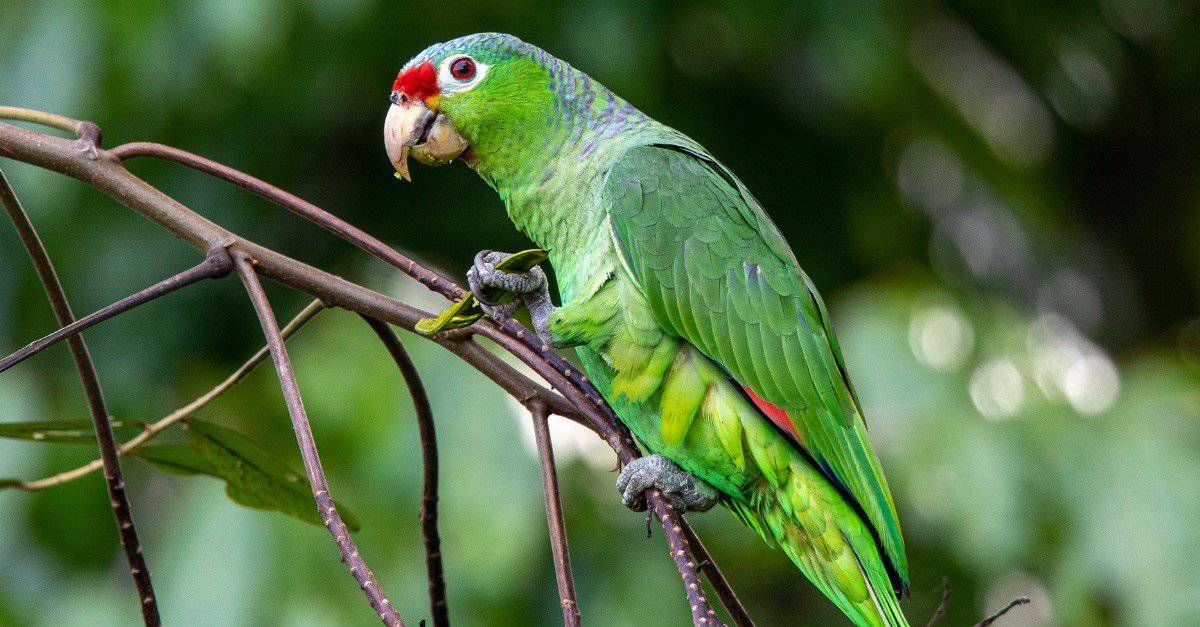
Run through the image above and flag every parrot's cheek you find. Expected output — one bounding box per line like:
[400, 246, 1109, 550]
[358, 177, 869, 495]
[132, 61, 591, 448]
[384, 102, 467, 181]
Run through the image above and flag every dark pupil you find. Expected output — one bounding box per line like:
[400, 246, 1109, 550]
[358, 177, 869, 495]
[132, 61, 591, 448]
[452, 59, 474, 79]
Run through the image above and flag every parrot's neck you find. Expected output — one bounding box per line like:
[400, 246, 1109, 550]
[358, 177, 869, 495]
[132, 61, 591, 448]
[467, 75, 655, 300]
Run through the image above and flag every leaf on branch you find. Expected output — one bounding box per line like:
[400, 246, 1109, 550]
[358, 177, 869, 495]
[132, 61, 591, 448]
[0, 419, 145, 444]
[132, 419, 361, 531]
[415, 248, 548, 334]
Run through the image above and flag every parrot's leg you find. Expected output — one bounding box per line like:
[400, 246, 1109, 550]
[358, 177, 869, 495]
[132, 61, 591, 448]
[468, 249, 558, 345]
[616, 454, 719, 513]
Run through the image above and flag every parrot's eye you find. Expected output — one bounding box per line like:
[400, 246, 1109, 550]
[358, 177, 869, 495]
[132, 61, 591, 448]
[438, 55, 488, 93]
[449, 57, 476, 81]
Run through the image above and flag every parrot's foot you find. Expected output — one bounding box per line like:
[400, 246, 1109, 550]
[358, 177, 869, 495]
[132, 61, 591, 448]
[467, 249, 556, 344]
[617, 454, 719, 513]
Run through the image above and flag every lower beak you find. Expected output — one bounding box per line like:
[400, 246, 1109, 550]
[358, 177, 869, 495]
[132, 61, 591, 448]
[384, 98, 468, 181]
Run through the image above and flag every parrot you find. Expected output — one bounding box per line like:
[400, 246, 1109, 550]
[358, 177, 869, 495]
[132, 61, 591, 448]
[384, 33, 909, 626]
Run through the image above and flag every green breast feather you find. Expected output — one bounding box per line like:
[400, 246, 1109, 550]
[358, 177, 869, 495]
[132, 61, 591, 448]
[602, 143, 909, 590]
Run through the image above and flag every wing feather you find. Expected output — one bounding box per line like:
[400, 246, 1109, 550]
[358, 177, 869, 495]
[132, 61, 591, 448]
[604, 143, 909, 588]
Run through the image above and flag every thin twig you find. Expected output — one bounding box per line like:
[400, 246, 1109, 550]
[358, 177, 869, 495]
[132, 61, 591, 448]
[0, 106, 79, 134]
[0, 166, 160, 624]
[362, 316, 449, 627]
[974, 597, 1030, 627]
[0, 249, 231, 374]
[527, 400, 581, 626]
[233, 252, 404, 627]
[12, 300, 326, 491]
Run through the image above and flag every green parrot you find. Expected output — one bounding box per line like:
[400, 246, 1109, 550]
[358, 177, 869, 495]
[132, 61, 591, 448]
[385, 33, 909, 626]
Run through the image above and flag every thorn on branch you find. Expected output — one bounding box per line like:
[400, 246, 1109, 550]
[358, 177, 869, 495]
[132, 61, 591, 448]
[975, 597, 1030, 627]
[74, 120, 102, 160]
[927, 577, 950, 627]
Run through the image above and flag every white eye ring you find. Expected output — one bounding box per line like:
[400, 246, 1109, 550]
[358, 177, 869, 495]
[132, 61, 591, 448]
[438, 55, 489, 94]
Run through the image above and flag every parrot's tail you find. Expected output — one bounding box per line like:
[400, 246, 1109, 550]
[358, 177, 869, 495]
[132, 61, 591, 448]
[726, 437, 909, 627]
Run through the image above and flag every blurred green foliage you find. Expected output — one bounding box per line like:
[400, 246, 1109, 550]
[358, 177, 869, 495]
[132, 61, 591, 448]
[1, 0, 1198, 625]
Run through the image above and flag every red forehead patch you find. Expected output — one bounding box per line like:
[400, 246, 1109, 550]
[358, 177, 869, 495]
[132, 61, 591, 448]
[392, 62, 439, 101]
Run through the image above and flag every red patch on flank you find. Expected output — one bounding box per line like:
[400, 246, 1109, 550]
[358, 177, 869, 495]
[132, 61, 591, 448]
[744, 386, 799, 439]
[392, 61, 439, 101]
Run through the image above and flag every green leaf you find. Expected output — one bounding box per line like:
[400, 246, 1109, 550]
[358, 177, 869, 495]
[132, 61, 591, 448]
[416, 248, 548, 335]
[0, 419, 145, 444]
[133, 420, 361, 531]
[414, 296, 483, 335]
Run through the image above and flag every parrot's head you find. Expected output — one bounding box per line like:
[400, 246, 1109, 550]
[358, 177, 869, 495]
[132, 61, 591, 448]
[384, 33, 557, 181]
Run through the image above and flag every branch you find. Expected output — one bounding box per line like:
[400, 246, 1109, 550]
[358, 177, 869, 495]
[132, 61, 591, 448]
[111, 141, 464, 301]
[0, 106, 81, 135]
[0, 165, 160, 624]
[0, 113, 743, 626]
[527, 400, 581, 626]
[11, 300, 326, 491]
[108, 133, 732, 624]
[361, 317, 448, 627]
[0, 248, 231, 374]
[233, 252, 404, 626]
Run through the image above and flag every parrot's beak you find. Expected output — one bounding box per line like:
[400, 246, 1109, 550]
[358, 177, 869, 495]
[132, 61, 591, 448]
[384, 92, 468, 182]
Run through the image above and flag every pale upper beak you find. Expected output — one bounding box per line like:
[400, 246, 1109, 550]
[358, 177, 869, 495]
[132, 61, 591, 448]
[384, 92, 468, 181]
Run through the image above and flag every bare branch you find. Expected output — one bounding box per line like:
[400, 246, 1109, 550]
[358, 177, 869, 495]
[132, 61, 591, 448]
[361, 317, 449, 627]
[233, 252, 404, 626]
[0, 248, 231, 374]
[0, 166, 160, 624]
[111, 141, 464, 302]
[0, 113, 743, 626]
[12, 300, 326, 491]
[526, 400, 581, 626]
[110, 137, 730, 624]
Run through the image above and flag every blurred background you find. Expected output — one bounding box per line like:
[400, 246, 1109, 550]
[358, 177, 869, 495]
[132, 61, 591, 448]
[1, 0, 1198, 625]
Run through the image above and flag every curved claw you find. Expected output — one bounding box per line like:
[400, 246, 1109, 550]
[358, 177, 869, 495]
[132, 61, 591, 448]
[468, 263, 501, 306]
